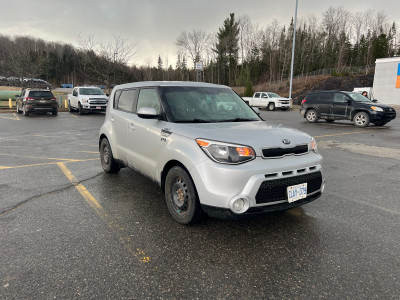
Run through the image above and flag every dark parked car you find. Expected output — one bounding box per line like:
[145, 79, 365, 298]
[16, 88, 58, 116]
[300, 90, 397, 127]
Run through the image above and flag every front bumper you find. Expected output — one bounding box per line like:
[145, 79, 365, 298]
[276, 101, 291, 108]
[190, 153, 325, 217]
[369, 110, 396, 122]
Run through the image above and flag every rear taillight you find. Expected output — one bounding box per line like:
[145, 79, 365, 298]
[26, 97, 34, 101]
[301, 99, 307, 105]
[50, 97, 56, 100]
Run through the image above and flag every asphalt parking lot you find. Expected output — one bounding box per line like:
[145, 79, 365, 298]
[1, 109, 399, 299]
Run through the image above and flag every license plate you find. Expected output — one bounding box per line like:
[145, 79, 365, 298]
[287, 183, 307, 203]
[40, 100, 47, 103]
[96, 106, 101, 109]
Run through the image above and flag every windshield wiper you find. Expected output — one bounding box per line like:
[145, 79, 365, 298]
[175, 118, 210, 123]
[217, 118, 258, 122]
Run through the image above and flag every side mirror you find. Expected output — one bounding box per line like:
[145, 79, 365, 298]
[372, 99, 378, 103]
[137, 107, 161, 119]
[346, 99, 352, 104]
[252, 107, 260, 115]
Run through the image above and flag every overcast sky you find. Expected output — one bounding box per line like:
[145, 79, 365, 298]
[1, 0, 400, 66]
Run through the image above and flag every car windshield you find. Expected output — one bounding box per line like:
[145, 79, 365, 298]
[267, 92, 280, 98]
[161, 86, 260, 123]
[347, 92, 372, 102]
[80, 88, 105, 95]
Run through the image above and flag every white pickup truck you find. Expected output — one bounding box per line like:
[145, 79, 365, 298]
[242, 92, 292, 111]
[68, 86, 108, 114]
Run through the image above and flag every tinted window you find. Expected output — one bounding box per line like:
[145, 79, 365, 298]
[318, 93, 333, 102]
[28, 91, 54, 98]
[254, 93, 261, 98]
[117, 89, 137, 112]
[137, 89, 161, 114]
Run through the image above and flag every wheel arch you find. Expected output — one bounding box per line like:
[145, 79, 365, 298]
[350, 109, 370, 121]
[161, 160, 193, 193]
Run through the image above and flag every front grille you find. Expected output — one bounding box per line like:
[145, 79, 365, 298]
[89, 99, 107, 105]
[262, 144, 308, 158]
[255, 171, 322, 204]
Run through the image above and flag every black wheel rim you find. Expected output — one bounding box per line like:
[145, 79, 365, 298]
[170, 177, 189, 214]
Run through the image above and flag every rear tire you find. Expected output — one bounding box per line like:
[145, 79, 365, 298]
[353, 111, 370, 127]
[100, 138, 121, 173]
[52, 110, 58, 116]
[305, 109, 318, 123]
[23, 105, 29, 116]
[165, 166, 202, 225]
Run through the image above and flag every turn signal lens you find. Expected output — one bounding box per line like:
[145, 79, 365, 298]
[370, 106, 383, 112]
[310, 137, 318, 154]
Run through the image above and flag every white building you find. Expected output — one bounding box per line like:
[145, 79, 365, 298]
[373, 57, 400, 105]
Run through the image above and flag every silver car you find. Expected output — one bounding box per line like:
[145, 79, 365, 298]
[99, 81, 325, 224]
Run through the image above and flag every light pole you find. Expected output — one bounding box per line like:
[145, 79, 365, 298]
[289, 0, 298, 100]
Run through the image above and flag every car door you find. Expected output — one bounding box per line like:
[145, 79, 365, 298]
[331, 92, 350, 119]
[315, 92, 333, 117]
[108, 89, 138, 162]
[125, 88, 167, 179]
[253, 92, 262, 106]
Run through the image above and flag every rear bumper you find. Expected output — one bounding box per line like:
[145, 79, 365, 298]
[26, 104, 57, 112]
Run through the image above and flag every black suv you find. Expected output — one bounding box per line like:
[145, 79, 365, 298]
[16, 88, 58, 116]
[300, 91, 396, 127]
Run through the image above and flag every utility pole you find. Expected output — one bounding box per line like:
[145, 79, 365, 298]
[289, 0, 298, 100]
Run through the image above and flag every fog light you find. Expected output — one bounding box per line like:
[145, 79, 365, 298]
[232, 198, 245, 212]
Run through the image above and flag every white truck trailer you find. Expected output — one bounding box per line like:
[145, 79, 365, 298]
[373, 57, 400, 105]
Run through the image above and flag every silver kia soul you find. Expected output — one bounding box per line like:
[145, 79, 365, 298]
[99, 81, 325, 224]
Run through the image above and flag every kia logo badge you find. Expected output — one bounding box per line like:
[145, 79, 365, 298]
[282, 139, 291, 145]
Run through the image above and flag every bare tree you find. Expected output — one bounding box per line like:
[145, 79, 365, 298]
[176, 29, 210, 68]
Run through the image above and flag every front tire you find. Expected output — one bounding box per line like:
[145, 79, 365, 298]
[268, 103, 275, 111]
[305, 109, 318, 123]
[100, 138, 121, 173]
[165, 166, 202, 225]
[78, 102, 85, 115]
[353, 111, 370, 127]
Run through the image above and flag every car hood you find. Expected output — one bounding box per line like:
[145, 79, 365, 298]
[169, 121, 312, 155]
[356, 102, 394, 109]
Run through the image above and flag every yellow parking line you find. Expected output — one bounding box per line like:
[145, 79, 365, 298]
[56, 162, 150, 263]
[0, 158, 99, 170]
[315, 130, 374, 138]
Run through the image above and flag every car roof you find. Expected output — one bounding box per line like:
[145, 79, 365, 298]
[113, 81, 230, 90]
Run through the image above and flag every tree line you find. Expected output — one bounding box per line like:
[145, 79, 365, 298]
[0, 6, 399, 91]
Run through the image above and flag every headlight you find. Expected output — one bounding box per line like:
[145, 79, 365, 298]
[370, 106, 383, 112]
[196, 139, 255, 164]
[310, 137, 318, 154]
